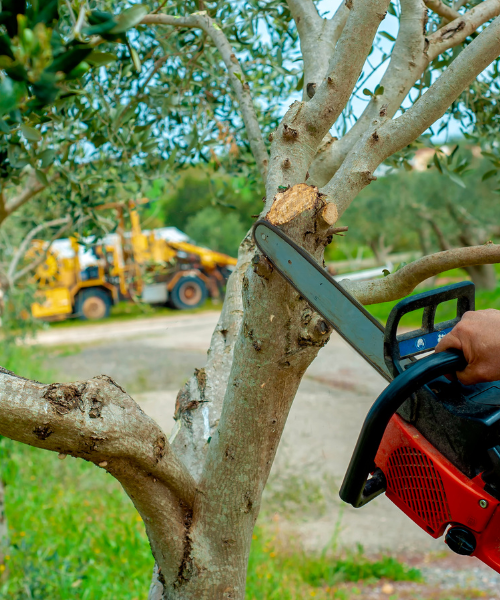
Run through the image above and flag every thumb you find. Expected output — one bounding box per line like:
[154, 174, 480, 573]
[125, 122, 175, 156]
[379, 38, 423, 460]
[435, 331, 463, 354]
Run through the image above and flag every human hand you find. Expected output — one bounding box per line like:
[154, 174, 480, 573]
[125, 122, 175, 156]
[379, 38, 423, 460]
[435, 309, 500, 386]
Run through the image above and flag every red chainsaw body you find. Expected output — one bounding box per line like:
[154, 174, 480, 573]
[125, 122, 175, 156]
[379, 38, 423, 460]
[375, 415, 500, 572]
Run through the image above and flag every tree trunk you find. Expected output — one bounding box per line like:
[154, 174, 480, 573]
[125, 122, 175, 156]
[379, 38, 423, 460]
[146, 185, 337, 599]
[464, 263, 497, 290]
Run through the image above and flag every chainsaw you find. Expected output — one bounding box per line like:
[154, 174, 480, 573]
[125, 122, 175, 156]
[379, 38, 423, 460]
[254, 220, 500, 572]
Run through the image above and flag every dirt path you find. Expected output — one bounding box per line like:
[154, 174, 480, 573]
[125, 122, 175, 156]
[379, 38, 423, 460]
[41, 312, 500, 595]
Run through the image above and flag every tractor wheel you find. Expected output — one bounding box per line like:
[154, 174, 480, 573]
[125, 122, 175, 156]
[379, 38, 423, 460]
[75, 288, 111, 320]
[169, 276, 207, 310]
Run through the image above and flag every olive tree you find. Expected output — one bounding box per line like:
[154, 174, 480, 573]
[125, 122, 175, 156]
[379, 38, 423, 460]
[2, 1, 500, 599]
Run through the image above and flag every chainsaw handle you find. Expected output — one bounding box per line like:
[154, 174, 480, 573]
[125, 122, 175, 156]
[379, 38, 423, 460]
[339, 349, 467, 508]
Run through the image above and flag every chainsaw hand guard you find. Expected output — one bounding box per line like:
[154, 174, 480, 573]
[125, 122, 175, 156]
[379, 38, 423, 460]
[340, 350, 467, 508]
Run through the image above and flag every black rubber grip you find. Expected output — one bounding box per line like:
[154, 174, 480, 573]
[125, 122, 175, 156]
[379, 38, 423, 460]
[339, 349, 467, 508]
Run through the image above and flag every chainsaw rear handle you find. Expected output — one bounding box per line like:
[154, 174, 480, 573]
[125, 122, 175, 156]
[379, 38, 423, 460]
[339, 349, 468, 508]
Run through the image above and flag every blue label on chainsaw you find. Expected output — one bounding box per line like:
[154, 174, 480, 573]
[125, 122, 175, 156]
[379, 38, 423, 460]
[399, 327, 453, 358]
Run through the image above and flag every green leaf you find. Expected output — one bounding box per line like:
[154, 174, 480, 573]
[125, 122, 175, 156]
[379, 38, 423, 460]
[0, 79, 26, 116]
[446, 170, 466, 189]
[38, 149, 55, 168]
[295, 74, 304, 92]
[374, 85, 384, 96]
[447, 144, 459, 164]
[110, 5, 149, 34]
[234, 72, 245, 84]
[0, 119, 10, 134]
[382, 269, 391, 277]
[362, 88, 373, 97]
[48, 45, 93, 74]
[0, 55, 13, 69]
[86, 51, 118, 67]
[20, 124, 42, 142]
[88, 11, 115, 25]
[387, 2, 398, 16]
[129, 46, 141, 73]
[433, 153, 442, 173]
[35, 169, 49, 186]
[482, 169, 497, 181]
[379, 31, 396, 42]
[67, 61, 91, 80]
[82, 19, 117, 37]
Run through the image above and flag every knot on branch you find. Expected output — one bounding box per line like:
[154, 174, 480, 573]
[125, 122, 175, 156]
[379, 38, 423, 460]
[252, 253, 273, 279]
[362, 171, 377, 184]
[306, 82, 317, 98]
[43, 382, 86, 415]
[282, 123, 299, 141]
[320, 203, 339, 227]
[175, 382, 201, 422]
[298, 310, 332, 347]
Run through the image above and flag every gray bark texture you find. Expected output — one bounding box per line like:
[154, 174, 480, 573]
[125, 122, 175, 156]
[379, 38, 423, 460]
[2, 1, 500, 599]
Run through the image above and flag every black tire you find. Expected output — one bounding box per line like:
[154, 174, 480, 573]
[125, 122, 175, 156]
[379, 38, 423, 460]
[169, 276, 207, 310]
[75, 288, 111, 320]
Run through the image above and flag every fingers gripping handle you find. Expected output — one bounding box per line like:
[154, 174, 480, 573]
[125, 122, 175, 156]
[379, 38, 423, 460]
[339, 350, 468, 508]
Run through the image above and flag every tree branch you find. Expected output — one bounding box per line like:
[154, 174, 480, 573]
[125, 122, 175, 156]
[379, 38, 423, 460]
[308, 0, 500, 187]
[309, 0, 428, 186]
[287, 0, 349, 101]
[3, 170, 61, 224]
[343, 243, 500, 304]
[428, 0, 500, 58]
[141, 11, 269, 181]
[0, 369, 197, 582]
[322, 14, 500, 216]
[265, 0, 390, 199]
[425, 0, 461, 21]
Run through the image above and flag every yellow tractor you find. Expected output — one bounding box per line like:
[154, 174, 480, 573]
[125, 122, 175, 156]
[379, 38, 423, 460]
[29, 237, 121, 320]
[29, 205, 237, 321]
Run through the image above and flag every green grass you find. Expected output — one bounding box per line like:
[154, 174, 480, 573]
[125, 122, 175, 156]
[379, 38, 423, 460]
[0, 441, 153, 600]
[246, 529, 421, 600]
[0, 344, 55, 383]
[0, 439, 422, 600]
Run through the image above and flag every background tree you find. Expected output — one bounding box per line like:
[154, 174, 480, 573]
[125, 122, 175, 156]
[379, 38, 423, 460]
[344, 149, 500, 288]
[2, 1, 500, 599]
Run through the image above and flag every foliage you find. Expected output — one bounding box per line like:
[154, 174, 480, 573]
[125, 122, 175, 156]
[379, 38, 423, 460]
[141, 165, 264, 255]
[185, 206, 247, 256]
[342, 151, 500, 259]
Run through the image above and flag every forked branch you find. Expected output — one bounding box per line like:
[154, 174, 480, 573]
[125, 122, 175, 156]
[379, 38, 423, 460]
[265, 0, 390, 197]
[323, 14, 500, 215]
[344, 244, 500, 305]
[309, 0, 500, 186]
